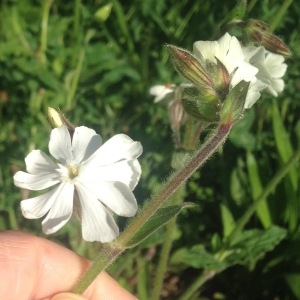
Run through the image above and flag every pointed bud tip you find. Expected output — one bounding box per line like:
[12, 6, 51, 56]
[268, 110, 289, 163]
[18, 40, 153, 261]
[47, 107, 75, 130]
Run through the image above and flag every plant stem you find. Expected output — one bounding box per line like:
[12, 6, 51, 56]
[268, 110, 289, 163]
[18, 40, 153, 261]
[73, 244, 123, 293]
[72, 123, 233, 294]
[65, 48, 85, 110]
[73, 0, 80, 42]
[179, 270, 217, 300]
[269, 0, 293, 32]
[228, 147, 300, 242]
[152, 184, 185, 300]
[247, 0, 258, 13]
[178, 148, 300, 300]
[40, 0, 53, 63]
[119, 124, 232, 246]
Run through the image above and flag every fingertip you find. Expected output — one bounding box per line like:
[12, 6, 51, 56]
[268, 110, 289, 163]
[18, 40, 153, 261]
[51, 292, 87, 300]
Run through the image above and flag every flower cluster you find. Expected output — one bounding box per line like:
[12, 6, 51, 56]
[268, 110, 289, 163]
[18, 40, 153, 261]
[151, 32, 287, 121]
[14, 125, 142, 243]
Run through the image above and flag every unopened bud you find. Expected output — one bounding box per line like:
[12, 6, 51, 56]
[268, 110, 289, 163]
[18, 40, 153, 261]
[182, 87, 220, 123]
[169, 99, 186, 128]
[47, 107, 75, 131]
[167, 45, 217, 96]
[242, 19, 291, 57]
[205, 58, 230, 99]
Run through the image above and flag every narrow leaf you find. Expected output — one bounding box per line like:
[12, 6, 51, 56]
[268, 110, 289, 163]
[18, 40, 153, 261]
[220, 203, 236, 237]
[246, 151, 272, 228]
[126, 203, 196, 248]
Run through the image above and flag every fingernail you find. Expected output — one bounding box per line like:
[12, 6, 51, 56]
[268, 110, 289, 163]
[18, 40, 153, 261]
[51, 292, 86, 300]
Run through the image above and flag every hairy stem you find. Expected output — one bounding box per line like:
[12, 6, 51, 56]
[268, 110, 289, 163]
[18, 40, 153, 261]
[152, 184, 185, 300]
[72, 123, 233, 294]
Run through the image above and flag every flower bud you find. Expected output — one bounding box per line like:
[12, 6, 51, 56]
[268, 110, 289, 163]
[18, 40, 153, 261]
[242, 19, 291, 57]
[182, 87, 220, 123]
[47, 107, 75, 131]
[168, 99, 186, 128]
[167, 45, 217, 96]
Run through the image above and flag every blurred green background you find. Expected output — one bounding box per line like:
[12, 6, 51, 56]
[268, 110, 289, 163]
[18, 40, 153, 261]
[0, 0, 300, 299]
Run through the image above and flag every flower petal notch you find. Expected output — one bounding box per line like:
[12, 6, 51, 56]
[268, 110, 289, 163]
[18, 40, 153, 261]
[14, 125, 143, 243]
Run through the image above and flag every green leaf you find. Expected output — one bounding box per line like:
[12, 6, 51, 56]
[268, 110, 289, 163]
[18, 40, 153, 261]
[225, 226, 287, 270]
[220, 80, 250, 125]
[272, 101, 298, 230]
[126, 203, 196, 248]
[284, 273, 300, 298]
[246, 151, 272, 228]
[171, 244, 227, 272]
[272, 101, 297, 190]
[220, 203, 236, 237]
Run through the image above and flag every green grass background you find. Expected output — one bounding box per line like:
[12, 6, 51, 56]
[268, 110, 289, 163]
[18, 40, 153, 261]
[0, 0, 300, 299]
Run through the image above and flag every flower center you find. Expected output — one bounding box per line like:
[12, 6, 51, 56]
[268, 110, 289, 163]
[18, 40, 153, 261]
[57, 163, 79, 181]
[67, 165, 79, 179]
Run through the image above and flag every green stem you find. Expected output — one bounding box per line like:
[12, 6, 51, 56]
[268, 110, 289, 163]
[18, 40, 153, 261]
[152, 184, 185, 300]
[269, 0, 293, 32]
[65, 48, 85, 110]
[246, 0, 258, 13]
[73, 244, 122, 293]
[72, 123, 233, 294]
[73, 0, 80, 41]
[228, 147, 300, 242]
[179, 148, 300, 300]
[119, 124, 232, 246]
[40, 0, 53, 63]
[179, 270, 217, 300]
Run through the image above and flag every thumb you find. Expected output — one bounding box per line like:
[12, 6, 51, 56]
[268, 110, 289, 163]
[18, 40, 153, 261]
[51, 292, 87, 300]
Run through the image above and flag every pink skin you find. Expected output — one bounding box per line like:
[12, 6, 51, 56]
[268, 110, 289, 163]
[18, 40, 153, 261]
[0, 231, 136, 300]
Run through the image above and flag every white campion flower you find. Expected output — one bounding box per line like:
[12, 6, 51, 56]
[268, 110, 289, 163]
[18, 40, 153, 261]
[14, 125, 143, 243]
[149, 83, 176, 105]
[193, 32, 261, 109]
[243, 46, 287, 98]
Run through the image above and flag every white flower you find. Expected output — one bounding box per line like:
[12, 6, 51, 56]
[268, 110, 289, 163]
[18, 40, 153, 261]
[149, 83, 176, 104]
[243, 46, 287, 98]
[193, 33, 260, 108]
[14, 125, 143, 243]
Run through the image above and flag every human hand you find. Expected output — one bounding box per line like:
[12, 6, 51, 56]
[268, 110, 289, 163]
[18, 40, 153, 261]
[0, 230, 137, 300]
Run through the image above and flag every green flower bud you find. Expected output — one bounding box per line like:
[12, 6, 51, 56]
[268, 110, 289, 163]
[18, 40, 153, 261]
[167, 45, 217, 96]
[182, 87, 220, 123]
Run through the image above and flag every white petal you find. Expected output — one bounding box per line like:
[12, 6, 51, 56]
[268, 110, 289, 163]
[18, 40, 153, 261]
[266, 79, 284, 96]
[219, 34, 245, 73]
[243, 46, 264, 62]
[49, 126, 73, 164]
[265, 53, 287, 78]
[80, 159, 141, 190]
[14, 171, 60, 190]
[71, 126, 102, 164]
[25, 150, 58, 175]
[149, 84, 175, 103]
[21, 184, 64, 219]
[244, 80, 268, 109]
[231, 61, 258, 87]
[42, 181, 74, 234]
[76, 183, 119, 242]
[88, 181, 138, 217]
[193, 40, 219, 62]
[85, 134, 142, 166]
